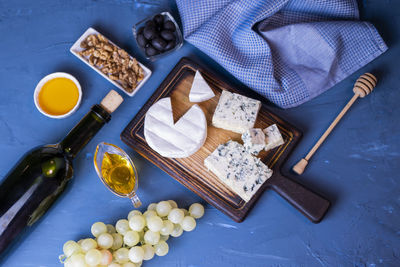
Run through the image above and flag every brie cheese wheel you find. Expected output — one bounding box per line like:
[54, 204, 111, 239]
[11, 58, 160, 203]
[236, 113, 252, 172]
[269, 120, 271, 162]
[144, 97, 207, 158]
[189, 71, 215, 102]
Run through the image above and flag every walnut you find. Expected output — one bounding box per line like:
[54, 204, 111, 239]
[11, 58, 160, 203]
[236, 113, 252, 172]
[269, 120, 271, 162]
[78, 33, 144, 93]
[103, 44, 113, 52]
[80, 41, 89, 49]
[109, 75, 119, 81]
[97, 34, 108, 43]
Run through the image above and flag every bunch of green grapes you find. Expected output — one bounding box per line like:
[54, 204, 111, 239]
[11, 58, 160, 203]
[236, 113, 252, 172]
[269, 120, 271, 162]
[59, 201, 205, 267]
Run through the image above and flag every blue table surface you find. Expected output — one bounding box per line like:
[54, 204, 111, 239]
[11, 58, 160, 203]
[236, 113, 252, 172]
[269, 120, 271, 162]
[0, 0, 399, 266]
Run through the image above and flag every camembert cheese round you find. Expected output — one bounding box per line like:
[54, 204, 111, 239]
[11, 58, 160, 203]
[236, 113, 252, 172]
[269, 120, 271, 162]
[144, 97, 207, 158]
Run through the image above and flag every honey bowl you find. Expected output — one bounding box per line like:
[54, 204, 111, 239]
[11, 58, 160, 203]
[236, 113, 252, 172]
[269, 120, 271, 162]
[33, 72, 82, 119]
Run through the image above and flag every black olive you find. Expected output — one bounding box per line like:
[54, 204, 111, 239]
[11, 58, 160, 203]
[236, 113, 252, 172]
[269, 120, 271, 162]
[145, 20, 155, 28]
[151, 37, 167, 51]
[153, 14, 164, 25]
[145, 45, 159, 57]
[164, 40, 176, 51]
[163, 20, 176, 31]
[143, 25, 157, 40]
[145, 43, 151, 48]
[160, 30, 175, 41]
[136, 33, 147, 47]
[137, 26, 144, 35]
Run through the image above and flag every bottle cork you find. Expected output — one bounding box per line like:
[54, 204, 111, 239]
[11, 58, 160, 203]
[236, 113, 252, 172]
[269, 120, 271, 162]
[100, 90, 124, 114]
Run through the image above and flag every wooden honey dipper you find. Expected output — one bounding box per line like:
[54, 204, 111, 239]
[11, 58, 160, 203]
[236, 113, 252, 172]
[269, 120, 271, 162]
[293, 73, 377, 175]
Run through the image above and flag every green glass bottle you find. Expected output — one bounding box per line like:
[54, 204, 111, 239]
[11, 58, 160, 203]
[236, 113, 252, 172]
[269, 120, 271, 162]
[0, 90, 123, 255]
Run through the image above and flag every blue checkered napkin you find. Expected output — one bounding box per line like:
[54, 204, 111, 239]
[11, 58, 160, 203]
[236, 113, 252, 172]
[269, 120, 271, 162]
[176, 0, 387, 108]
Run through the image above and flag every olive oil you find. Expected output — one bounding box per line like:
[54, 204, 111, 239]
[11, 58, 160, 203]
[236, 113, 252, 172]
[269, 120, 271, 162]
[101, 152, 135, 196]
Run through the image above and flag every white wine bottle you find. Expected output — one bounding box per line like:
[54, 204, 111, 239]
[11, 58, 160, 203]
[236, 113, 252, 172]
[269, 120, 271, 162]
[0, 90, 123, 255]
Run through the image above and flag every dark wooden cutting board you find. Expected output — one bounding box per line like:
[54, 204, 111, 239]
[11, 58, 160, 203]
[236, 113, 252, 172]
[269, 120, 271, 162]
[121, 58, 330, 223]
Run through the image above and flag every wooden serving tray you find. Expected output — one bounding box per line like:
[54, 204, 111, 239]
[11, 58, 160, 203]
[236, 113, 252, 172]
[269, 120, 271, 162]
[121, 58, 330, 223]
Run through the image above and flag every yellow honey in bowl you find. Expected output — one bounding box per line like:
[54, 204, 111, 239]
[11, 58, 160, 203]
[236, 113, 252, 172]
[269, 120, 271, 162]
[38, 77, 79, 116]
[101, 152, 136, 196]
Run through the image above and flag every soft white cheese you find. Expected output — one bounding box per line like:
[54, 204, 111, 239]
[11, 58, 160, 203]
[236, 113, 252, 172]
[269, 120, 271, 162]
[241, 128, 265, 155]
[212, 90, 261, 134]
[204, 140, 273, 202]
[263, 124, 284, 151]
[189, 71, 215, 102]
[144, 97, 207, 158]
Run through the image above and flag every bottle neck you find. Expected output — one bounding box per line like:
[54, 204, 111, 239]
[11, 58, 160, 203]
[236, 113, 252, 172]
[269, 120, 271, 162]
[59, 105, 111, 159]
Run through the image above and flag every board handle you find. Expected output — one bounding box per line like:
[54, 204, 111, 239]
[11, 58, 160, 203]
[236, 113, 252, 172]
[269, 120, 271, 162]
[268, 174, 330, 223]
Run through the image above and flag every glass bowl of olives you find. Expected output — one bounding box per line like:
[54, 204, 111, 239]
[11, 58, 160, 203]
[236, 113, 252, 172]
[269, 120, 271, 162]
[133, 12, 183, 60]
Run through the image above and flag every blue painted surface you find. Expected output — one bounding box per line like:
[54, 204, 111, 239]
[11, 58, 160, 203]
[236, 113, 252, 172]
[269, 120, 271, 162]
[0, 0, 399, 266]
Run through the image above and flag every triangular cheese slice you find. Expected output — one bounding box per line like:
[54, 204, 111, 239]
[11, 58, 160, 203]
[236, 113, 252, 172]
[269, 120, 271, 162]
[189, 71, 215, 102]
[144, 97, 207, 158]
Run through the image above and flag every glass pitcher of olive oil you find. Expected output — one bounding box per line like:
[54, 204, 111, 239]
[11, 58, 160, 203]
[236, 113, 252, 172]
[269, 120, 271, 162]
[94, 142, 142, 207]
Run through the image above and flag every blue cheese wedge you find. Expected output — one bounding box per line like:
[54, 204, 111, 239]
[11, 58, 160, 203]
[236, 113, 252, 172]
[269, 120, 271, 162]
[263, 124, 284, 151]
[189, 71, 215, 102]
[241, 128, 265, 155]
[212, 90, 261, 134]
[204, 140, 273, 202]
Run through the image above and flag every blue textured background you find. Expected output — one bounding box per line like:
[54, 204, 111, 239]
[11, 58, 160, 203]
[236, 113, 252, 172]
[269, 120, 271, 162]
[0, 0, 399, 266]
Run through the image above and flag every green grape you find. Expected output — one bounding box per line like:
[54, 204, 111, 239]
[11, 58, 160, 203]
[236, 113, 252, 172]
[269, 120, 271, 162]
[116, 219, 131, 235]
[63, 256, 73, 267]
[99, 249, 113, 265]
[156, 201, 172, 217]
[181, 209, 189, 216]
[111, 233, 123, 250]
[160, 234, 169, 241]
[137, 230, 145, 243]
[97, 233, 114, 249]
[106, 224, 116, 234]
[113, 248, 130, 263]
[108, 263, 122, 267]
[128, 246, 145, 263]
[170, 224, 183, 237]
[189, 203, 205, 219]
[91, 222, 107, 237]
[168, 208, 184, 224]
[85, 249, 102, 266]
[81, 238, 97, 252]
[160, 220, 174, 236]
[141, 244, 155, 261]
[124, 231, 140, 247]
[167, 200, 178, 209]
[180, 216, 196, 232]
[128, 215, 146, 231]
[63, 240, 81, 257]
[122, 262, 137, 267]
[154, 240, 169, 256]
[143, 210, 157, 220]
[69, 253, 87, 267]
[147, 216, 163, 232]
[144, 230, 160, 245]
[128, 210, 142, 220]
[147, 203, 157, 211]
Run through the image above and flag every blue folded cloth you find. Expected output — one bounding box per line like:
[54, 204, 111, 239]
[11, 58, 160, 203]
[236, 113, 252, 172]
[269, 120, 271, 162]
[176, 0, 387, 108]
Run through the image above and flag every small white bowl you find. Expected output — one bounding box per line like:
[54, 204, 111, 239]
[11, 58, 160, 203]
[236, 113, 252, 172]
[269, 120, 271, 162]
[34, 72, 82, 119]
